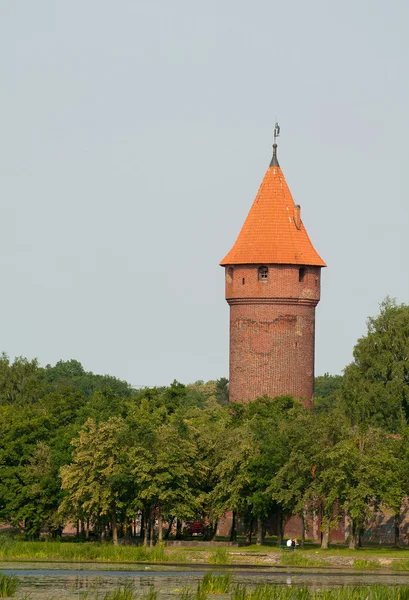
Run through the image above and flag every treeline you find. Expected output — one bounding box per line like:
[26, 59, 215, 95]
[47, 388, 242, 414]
[0, 298, 408, 548]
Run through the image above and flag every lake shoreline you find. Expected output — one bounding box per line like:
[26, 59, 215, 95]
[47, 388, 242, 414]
[1, 551, 409, 571]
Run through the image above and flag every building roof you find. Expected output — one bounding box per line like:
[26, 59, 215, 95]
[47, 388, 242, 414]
[220, 144, 326, 267]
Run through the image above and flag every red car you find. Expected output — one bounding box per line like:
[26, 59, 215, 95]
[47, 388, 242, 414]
[190, 521, 205, 536]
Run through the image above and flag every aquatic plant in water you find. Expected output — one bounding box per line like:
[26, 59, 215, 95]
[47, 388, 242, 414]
[102, 582, 136, 600]
[194, 583, 209, 600]
[200, 572, 232, 592]
[178, 588, 195, 600]
[230, 586, 409, 600]
[141, 588, 158, 600]
[0, 573, 19, 597]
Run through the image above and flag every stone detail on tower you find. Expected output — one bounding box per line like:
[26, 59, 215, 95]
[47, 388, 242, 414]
[220, 139, 325, 405]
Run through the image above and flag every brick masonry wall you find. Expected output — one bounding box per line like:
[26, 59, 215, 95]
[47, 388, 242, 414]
[225, 265, 321, 404]
[225, 264, 321, 303]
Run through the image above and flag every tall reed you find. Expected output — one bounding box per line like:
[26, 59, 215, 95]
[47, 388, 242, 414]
[0, 574, 19, 598]
[230, 585, 409, 600]
[102, 582, 136, 600]
[0, 573, 19, 597]
[200, 572, 232, 592]
[178, 587, 194, 600]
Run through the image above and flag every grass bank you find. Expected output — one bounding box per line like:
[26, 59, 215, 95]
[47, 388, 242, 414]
[2, 537, 409, 569]
[0, 539, 178, 563]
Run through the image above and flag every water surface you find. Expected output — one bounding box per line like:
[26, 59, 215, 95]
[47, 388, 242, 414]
[2, 562, 409, 599]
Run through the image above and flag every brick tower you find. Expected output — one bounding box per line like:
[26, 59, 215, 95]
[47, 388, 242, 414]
[220, 129, 326, 405]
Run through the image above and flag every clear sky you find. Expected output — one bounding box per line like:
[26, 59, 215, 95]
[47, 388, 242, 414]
[1, 1, 408, 387]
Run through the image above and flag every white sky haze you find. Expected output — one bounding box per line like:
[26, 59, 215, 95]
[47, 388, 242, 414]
[1, 1, 408, 386]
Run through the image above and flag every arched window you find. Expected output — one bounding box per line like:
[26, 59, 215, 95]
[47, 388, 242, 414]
[258, 266, 268, 281]
[299, 267, 305, 282]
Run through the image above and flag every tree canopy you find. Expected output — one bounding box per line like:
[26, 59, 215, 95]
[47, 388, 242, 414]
[0, 298, 408, 547]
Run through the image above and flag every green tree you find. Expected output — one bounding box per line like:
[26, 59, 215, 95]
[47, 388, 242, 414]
[60, 417, 130, 544]
[130, 413, 199, 543]
[334, 428, 404, 548]
[0, 400, 59, 536]
[314, 373, 343, 415]
[215, 378, 229, 406]
[45, 359, 135, 400]
[270, 409, 347, 548]
[184, 397, 232, 539]
[0, 354, 44, 406]
[342, 298, 409, 432]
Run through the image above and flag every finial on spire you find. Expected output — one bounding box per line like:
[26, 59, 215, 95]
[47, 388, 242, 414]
[270, 121, 280, 167]
[274, 121, 280, 144]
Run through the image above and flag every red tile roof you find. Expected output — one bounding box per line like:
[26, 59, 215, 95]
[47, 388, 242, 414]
[220, 153, 326, 267]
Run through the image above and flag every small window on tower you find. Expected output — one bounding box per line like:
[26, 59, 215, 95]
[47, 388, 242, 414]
[299, 267, 305, 282]
[258, 266, 268, 281]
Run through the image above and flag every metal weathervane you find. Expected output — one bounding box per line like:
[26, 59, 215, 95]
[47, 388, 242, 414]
[274, 121, 280, 144]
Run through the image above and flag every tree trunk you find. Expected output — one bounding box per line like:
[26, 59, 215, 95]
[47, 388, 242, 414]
[76, 520, 80, 539]
[149, 508, 155, 547]
[211, 518, 218, 541]
[143, 509, 149, 547]
[277, 507, 284, 546]
[345, 511, 352, 545]
[321, 522, 330, 549]
[85, 519, 90, 540]
[230, 510, 237, 542]
[112, 508, 118, 546]
[124, 518, 131, 539]
[257, 517, 264, 545]
[164, 517, 174, 540]
[301, 510, 306, 545]
[101, 526, 106, 543]
[348, 518, 358, 549]
[158, 507, 163, 543]
[140, 511, 145, 541]
[394, 513, 400, 548]
[176, 518, 182, 540]
[246, 518, 254, 545]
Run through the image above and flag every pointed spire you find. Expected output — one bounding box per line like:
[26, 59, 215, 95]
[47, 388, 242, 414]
[220, 122, 326, 268]
[270, 121, 280, 167]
